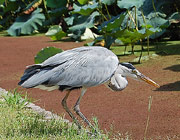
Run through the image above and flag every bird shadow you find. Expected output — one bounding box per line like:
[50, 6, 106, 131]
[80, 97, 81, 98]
[163, 64, 180, 72]
[155, 81, 180, 91]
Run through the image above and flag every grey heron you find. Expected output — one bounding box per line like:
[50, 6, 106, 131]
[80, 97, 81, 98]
[18, 46, 159, 130]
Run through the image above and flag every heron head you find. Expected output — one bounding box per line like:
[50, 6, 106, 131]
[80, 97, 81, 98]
[119, 62, 160, 88]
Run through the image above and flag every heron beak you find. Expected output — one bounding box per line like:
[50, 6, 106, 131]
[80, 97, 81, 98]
[138, 74, 160, 88]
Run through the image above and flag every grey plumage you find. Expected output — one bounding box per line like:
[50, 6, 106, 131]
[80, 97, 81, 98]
[19, 46, 119, 91]
[19, 46, 159, 132]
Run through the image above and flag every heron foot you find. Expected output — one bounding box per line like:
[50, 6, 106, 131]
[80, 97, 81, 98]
[74, 104, 99, 134]
[74, 104, 92, 126]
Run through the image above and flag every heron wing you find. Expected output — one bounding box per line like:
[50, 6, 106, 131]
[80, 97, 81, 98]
[20, 46, 119, 90]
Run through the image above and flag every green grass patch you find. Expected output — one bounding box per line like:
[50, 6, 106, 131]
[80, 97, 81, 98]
[110, 40, 180, 62]
[0, 30, 8, 36]
[111, 40, 180, 56]
[0, 90, 130, 140]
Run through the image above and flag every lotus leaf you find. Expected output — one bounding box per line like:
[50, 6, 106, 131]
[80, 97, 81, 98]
[7, 8, 45, 36]
[117, 0, 145, 9]
[102, 0, 116, 6]
[46, 0, 67, 8]
[45, 25, 66, 41]
[72, 2, 98, 16]
[35, 47, 63, 64]
[78, 0, 89, 5]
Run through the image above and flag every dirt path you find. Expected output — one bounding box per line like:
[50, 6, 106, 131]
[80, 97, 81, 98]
[0, 36, 179, 139]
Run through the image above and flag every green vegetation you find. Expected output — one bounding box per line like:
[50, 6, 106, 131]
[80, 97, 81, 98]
[0, 0, 179, 62]
[111, 40, 180, 56]
[34, 46, 63, 64]
[0, 0, 179, 41]
[0, 90, 130, 140]
[2, 89, 29, 110]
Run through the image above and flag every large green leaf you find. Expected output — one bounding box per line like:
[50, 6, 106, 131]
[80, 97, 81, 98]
[3, 1, 19, 14]
[85, 36, 104, 46]
[142, 0, 175, 16]
[48, 7, 67, 17]
[110, 27, 160, 45]
[72, 2, 98, 16]
[102, 0, 116, 6]
[69, 11, 99, 39]
[7, 8, 45, 36]
[117, 0, 144, 9]
[46, 0, 67, 8]
[50, 31, 66, 41]
[138, 27, 161, 38]
[34, 47, 63, 64]
[169, 12, 180, 23]
[77, 0, 89, 5]
[0, 0, 5, 5]
[64, 15, 77, 26]
[99, 12, 127, 32]
[117, 29, 142, 44]
[46, 25, 67, 41]
[147, 15, 169, 28]
[45, 25, 61, 36]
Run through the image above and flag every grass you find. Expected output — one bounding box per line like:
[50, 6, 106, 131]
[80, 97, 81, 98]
[110, 40, 180, 63]
[0, 90, 130, 140]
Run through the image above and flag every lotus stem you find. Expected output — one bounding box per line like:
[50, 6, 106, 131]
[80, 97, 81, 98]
[127, 10, 138, 31]
[97, 8, 108, 21]
[42, 0, 52, 24]
[105, 4, 111, 20]
[141, 9, 150, 55]
[152, 0, 156, 13]
[97, 0, 108, 21]
[135, 7, 137, 28]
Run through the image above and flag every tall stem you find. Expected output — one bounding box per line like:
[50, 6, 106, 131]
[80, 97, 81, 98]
[127, 10, 138, 31]
[152, 0, 156, 13]
[42, 0, 52, 24]
[4, 0, 7, 7]
[105, 4, 111, 20]
[97, 8, 108, 21]
[135, 7, 137, 28]
[141, 9, 149, 55]
[144, 96, 153, 140]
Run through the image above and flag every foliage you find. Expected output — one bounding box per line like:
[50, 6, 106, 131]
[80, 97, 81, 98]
[7, 8, 45, 36]
[45, 25, 66, 41]
[77, 0, 89, 5]
[0, 0, 68, 36]
[34, 46, 63, 64]
[72, 2, 98, 16]
[59, 0, 179, 47]
[67, 11, 99, 40]
[0, 0, 179, 48]
[46, 0, 67, 9]
[117, 0, 144, 9]
[2, 89, 29, 110]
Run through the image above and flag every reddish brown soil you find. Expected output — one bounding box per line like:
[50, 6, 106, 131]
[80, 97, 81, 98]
[0, 36, 180, 140]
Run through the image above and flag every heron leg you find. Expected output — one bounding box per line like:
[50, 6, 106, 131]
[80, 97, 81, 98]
[73, 87, 93, 128]
[61, 90, 81, 129]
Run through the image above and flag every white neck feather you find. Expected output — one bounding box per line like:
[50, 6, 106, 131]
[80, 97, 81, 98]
[105, 64, 129, 91]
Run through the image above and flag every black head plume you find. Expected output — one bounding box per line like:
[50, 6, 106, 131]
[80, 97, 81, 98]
[120, 62, 136, 70]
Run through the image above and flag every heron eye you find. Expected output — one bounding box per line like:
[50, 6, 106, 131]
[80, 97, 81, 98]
[132, 69, 137, 74]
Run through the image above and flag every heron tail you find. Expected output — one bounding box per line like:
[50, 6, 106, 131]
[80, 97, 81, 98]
[18, 64, 42, 86]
